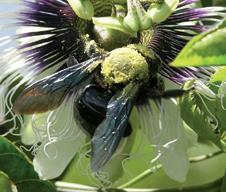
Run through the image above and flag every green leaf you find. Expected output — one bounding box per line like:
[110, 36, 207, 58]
[0, 153, 39, 183]
[211, 67, 226, 82]
[0, 136, 39, 182]
[0, 136, 28, 160]
[0, 137, 57, 192]
[179, 93, 222, 148]
[222, 171, 226, 192]
[0, 171, 15, 192]
[171, 19, 226, 67]
[16, 179, 56, 192]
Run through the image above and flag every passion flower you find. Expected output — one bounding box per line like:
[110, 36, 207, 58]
[0, 0, 225, 183]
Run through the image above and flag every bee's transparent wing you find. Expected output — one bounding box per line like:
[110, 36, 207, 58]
[13, 57, 101, 114]
[91, 83, 139, 172]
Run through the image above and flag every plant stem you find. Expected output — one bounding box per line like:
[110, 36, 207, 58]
[118, 150, 225, 188]
[55, 182, 97, 192]
[189, 150, 224, 163]
[118, 164, 162, 189]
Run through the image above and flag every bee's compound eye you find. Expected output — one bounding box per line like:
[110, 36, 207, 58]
[101, 47, 149, 85]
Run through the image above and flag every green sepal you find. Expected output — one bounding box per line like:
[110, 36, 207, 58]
[123, 0, 152, 32]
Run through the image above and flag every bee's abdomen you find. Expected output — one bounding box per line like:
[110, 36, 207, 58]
[75, 84, 132, 137]
[75, 85, 112, 136]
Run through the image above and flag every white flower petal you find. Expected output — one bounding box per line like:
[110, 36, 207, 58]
[21, 115, 36, 145]
[17, 27, 53, 45]
[194, 80, 216, 99]
[98, 138, 128, 184]
[137, 99, 197, 182]
[0, 85, 7, 123]
[184, 123, 198, 148]
[33, 134, 85, 180]
[218, 81, 226, 110]
[159, 123, 198, 182]
[158, 99, 196, 182]
[0, 74, 24, 136]
[32, 96, 86, 180]
[21, 112, 53, 145]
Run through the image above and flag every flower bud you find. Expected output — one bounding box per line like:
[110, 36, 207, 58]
[123, 0, 152, 32]
[67, 0, 94, 20]
[147, 0, 179, 23]
[123, 0, 140, 32]
[92, 17, 136, 36]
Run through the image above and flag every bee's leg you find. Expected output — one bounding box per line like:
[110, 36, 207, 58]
[162, 89, 192, 98]
[67, 55, 79, 67]
[124, 123, 132, 137]
[137, 86, 193, 106]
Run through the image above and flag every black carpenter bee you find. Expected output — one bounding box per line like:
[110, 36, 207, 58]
[13, 43, 188, 171]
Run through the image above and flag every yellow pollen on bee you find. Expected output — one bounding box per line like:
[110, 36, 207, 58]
[101, 47, 149, 85]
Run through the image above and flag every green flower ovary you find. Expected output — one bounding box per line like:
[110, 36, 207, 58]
[92, 0, 112, 17]
[67, 0, 112, 20]
[101, 47, 149, 85]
